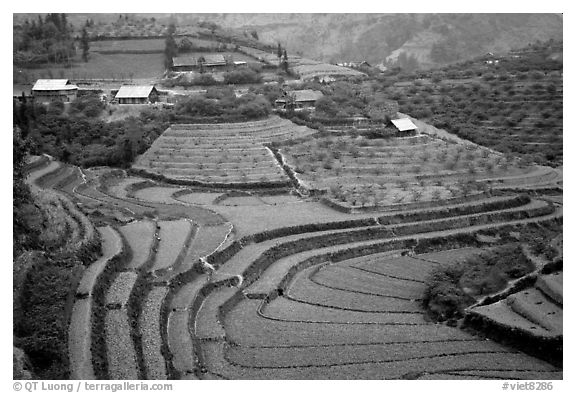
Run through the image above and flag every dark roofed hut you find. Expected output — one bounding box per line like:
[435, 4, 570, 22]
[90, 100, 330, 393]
[172, 56, 198, 72]
[275, 89, 324, 110]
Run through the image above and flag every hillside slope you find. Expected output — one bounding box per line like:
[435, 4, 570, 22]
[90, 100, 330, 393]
[193, 13, 562, 68]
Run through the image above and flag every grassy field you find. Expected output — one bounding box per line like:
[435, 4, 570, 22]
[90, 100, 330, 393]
[15, 52, 165, 83]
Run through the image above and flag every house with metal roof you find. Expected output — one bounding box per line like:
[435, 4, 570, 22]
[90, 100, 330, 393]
[275, 89, 324, 110]
[31, 79, 78, 102]
[114, 85, 159, 104]
[391, 118, 418, 136]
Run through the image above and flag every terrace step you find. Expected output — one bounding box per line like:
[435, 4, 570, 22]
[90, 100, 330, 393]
[535, 272, 563, 305]
[77, 226, 123, 297]
[68, 298, 95, 380]
[25, 159, 61, 189]
[118, 221, 157, 270]
[150, 219, 195, 272]
[194, 286, 238, 340]
[168, 276, 210, 377]
[105, 309, 140, 380]
[105, 271, 138, 308]
[506, 288, 562, 335]
[220, 199, 554, 292]
[139, 287, 169, 379]
[467, 301, 556, 338]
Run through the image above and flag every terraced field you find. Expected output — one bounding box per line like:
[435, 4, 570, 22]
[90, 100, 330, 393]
[23, 137, 562, 380]
[279, 131, 561, 209]
[132, 116, 316, 186]
[292, 63, 366, 81]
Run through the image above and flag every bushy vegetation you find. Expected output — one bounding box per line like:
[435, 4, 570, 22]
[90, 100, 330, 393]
[13, 100, 168, 168]
[423, 244, 534, 322]
[173, 90, 271, 120]
[13, 13, 75, 65]
[13, 127, 101, 379]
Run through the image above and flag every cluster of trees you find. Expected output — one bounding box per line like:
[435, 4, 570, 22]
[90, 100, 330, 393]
[13, 99, 167, 169]
[174, 89, 271, 120]
[14, 13, 77, 65]
[381, 46, 563, 166]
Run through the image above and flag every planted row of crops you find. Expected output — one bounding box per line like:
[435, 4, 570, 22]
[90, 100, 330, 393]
[279, 132, 559, 208]
[132, 116, 315, 185]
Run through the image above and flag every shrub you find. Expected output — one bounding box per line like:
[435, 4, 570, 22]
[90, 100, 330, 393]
[223, 69, 262, 84]
[423, 264, 472, 322]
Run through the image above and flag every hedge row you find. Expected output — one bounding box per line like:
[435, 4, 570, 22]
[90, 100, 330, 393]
[23, 155, 50, 176]
[128, 168, 293, 191]
[377, 194, 530, 225]
[321, 190, 492, 214]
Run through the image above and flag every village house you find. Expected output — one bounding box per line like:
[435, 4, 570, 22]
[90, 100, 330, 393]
[172, 56, 198, 72]
[171, 54, 230, 72]
[390, 118, 418, 137]
[275, 89, 324, 111]
[114, 85, 159, 104]
[338, 61, 371, 69]
[31, 79, 78, 102]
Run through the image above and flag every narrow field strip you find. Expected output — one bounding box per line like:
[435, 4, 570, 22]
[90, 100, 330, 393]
[413, 247, 489, 265]
[106, 177, 146, 199]
[139, 287, 169, 380]
[287, 266, 429, 313]
[105, 271, 138, 307]
[224, 300, 474, 347]
[133, 186, 184, 204]
[349, 264, 426, 284]
[105, 309, 140, 380]
[151, 219, 194, 272]
[225, 339, 510, 368]
[173, 191, 222, 205]
[310, 264, 425, 300]
[260, 296, 424, 324]
[167, 310, 196, 377]
[77, 226, 123, 296]
[68, 298, 95, 380]
[201, 341, 558, 379]
[177, 223, 233, 274]
[118, 221, 156, 269]
[194, 286, 238, 340]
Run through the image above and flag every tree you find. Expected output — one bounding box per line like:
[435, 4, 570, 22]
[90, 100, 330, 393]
[277, 42, 282, 62]
[80, 28, 90, 62]
[282, 49, 289, 73]
[163, 23, 177, 70]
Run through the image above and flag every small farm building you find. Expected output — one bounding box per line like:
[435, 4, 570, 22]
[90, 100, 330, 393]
[172, 54, 231, 72]
[32, 79, 78, 102]
[172, 56, 198, 72]
[115, 85, 159, 104]
[391, 118, 418, 136]
[200, 54, 227, 68]
[275, 90, 324, 110]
